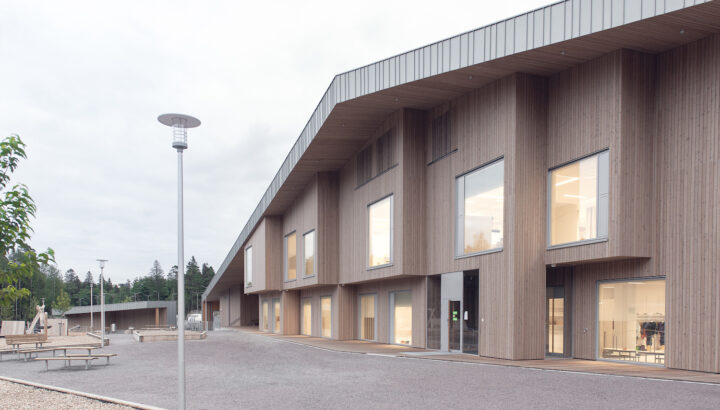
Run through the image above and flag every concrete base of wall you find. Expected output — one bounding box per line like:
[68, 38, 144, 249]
[133, 330, 207, 343]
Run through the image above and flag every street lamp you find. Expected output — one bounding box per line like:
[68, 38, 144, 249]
[158, 113, 200, 410]
[90, 281, 93, 331]
[97, 259, 108, 347]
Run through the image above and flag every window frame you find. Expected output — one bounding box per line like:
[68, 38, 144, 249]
[357, 293, 378, 341]
[546, 149, 609, 249]
[367, 194, 394, 270]
[320, 295, 332, 339]
[301, 297, 312, 336]
[284, 231, 297, 282]
[302, 229, 317, 278]
[454, 157, 505, 259]
[595, 276, 666, 364]
[244, 246, 253, 288]
[389, 290, 413, 346]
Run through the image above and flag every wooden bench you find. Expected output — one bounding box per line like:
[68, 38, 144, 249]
[5, 334, 48, 352]
[66, 353, 117, 365]
[33, 356, 98, 370]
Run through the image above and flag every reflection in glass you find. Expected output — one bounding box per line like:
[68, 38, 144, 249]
[286, 232, 296, 280]
[598, 279, 665, 364]
[368, 196, 392, 267]
[304, 231, 315, 276]
[273, 299, 281, 334]
[360, 294, 376, 340]
[302, 299, 311, 336]
[321, 296, 331, 338]
[550, 155, 598, 245]
[262, 301, 269, 332]
[392, 291, 412, 345]
[457, 160, 504, 255]
[426, 276, 441, 350]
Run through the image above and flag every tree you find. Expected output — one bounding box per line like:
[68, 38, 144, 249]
[54, 289, 71, 317]
[0, 135, 54, 314]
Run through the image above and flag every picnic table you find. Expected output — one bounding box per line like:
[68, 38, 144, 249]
[20, 346, 100, 362]
[4, 334, 48, 353]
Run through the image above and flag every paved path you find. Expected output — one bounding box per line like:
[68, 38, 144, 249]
[1, 330, 719, 409]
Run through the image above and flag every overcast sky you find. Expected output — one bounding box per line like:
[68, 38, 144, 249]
[0, 0, 549, 283]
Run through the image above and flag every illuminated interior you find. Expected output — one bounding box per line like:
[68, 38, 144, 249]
[550, 155, 598, 245]
[321, 296, 331, 338]
[304, 231, 315, 276]
[368, 196, 392, 267]
[286, 232, 297, 280]
[360, 294, 376, 340]
[457, 160, 504, 255]
[302, 299, 311, 336]
[262, 301, 269, 332]
[392, 291, 412, 345]
[598, 279, 665, 364]
[273, 299, 281, 334]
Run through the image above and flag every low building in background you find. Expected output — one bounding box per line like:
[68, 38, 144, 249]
[61, 301, 177, 331]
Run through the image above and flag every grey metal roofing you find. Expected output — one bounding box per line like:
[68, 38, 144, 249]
[204, 0, 712, 300]
[61, 301, 177, 315]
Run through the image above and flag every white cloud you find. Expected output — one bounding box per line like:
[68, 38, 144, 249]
[0, 0, 550, 281]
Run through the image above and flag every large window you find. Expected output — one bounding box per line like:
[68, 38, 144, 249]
[359, 294, 376, 341]
[368, 195, 393, 268]
[303, 230, 315, 277]
[390, 291, 412, 345]
[301, 298, 312, 336]
[549, 151, 609, 246]
[245, 247, 253, 287]
[598, 279, 665, 364]
[456, 159, 504, 256]
[285, 232, 296, 281]
[321, 296, 332, 338]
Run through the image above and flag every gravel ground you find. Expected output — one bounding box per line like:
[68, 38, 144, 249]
[0, 379, 130, 409]
[1, 330, 720, 409]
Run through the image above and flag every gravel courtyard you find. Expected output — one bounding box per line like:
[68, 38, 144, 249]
[1, 330, 719, 409]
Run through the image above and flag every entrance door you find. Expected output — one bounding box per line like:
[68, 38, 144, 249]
[546, 287, 564, 356]
[448, 300, 461, 351]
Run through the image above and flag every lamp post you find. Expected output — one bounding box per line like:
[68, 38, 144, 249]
[90, 281, 93, 331]
[96, 259, 108, 347]
[158, 113, 200, 410]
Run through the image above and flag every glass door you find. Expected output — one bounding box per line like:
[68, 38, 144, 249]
[273, 298, 281, 334]
[448, 300, 461, 351]
[546, 287, 564, 356]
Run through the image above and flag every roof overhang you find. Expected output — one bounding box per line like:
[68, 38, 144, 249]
[204, 0, 720, 300]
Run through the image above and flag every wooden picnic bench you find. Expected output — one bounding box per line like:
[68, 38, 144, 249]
[5, 334, 48, 352]
[19, 346, 101, 362]
[34, 356, 98, 370]
[66, 353, 117, 365]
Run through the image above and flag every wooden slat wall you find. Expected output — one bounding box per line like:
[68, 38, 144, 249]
[338, 111, 404, 283]
[654, 33, 720, 373]
[244, 218, 267, 293]
[281, 290, 300, 335]
[317, 172, 340, 285]
[401, 109, 428, 277]
[335, 285, 356, 340]
[509, 74, 548, 360]
[281, 176, 319, 290]
[264, 217, 284, 292]
[545, 49, 654, 265]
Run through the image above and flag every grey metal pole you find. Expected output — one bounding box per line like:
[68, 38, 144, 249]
[100, 268, 104, 347]
[90, 282, 93, 331]
[177, 148, 186, 410]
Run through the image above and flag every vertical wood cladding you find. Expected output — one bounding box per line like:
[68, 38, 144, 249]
[655, 34, 720, 373]
[338, 110, 405, 283]
[282, 177, 319, 290]
[317, 172, 340, 285]
[281, 290, 300, 335]
[545, 49, 654, 265]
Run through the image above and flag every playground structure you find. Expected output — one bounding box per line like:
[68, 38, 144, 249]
[26, 304, 49, 336]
